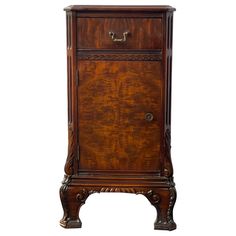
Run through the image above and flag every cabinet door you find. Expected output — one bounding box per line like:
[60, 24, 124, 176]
[78, 60, 163, 173]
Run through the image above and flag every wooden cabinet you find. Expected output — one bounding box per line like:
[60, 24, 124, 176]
[60, 5, 176, 230]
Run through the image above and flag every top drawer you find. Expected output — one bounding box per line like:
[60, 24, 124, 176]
[77, 18, 163, 50]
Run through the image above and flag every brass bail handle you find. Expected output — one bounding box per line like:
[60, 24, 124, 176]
[109, 31, 129, 42]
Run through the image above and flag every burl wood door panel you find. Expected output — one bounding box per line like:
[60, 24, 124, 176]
[77, 18, 163, 49]
[78, 61, 163, 172]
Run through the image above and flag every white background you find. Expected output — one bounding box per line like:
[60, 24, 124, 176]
[0, 0, 236, 235]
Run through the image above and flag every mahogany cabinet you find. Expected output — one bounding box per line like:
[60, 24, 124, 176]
[60, 5, 176, 230]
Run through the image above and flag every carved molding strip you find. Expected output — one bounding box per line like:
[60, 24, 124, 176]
[66, 13, 72, 49]
[67, 55, 72, 123]
[76, 187, 143, 196]
[64, 123, 75, 175]
[77, 51, 162, 61]
[98, 187, 138, 193]
[163, 128, 173, 177]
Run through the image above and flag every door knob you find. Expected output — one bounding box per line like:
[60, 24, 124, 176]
[145, 113, 154, 122]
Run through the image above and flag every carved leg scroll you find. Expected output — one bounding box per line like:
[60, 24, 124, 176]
[144, 187, 177, 230]
[59, 176, 90, 228]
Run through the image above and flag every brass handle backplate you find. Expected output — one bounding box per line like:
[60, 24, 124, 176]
[109, 31, 129, 42]
[145, 113, 154, 122]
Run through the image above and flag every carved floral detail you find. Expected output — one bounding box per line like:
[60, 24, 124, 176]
[60, 175, 72, 193]
[145, 190, 160, 204]
[76, 189, 90, 204]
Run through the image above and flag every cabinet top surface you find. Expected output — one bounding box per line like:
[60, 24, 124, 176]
[64, 5, 176, 12]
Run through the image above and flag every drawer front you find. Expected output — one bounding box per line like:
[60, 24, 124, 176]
[77, 18, 163, 49]
[78, 60, 163, 172]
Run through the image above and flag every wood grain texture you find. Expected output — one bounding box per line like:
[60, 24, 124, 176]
[60, 5, 176, 230]
[77, 18, 163, 49]
[78, 61, 162, 172]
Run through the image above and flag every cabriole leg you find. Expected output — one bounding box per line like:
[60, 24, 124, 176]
[59, 176, 90, 228]
[144, 187, 177, 230]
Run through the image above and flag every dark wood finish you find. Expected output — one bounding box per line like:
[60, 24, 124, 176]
[60, 5, 176, 231]
[64, 5, 176, 12]
[77, 18, 163, 49]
